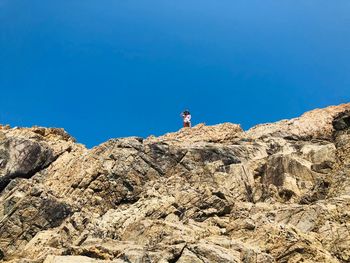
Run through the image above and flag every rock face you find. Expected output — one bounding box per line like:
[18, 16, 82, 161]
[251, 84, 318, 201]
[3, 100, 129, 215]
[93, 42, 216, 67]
[0, 103, 350, 263]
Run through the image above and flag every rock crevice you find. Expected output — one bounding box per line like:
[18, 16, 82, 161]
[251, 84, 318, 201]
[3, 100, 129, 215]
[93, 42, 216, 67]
[0, 103, 350, 262]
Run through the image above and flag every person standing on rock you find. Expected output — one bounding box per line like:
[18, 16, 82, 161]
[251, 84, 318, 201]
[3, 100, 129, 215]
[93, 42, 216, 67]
[181, 110, 191, 128]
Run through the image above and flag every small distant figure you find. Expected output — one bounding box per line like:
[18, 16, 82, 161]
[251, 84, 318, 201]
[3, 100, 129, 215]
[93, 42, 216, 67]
[181, 110, 191, 128]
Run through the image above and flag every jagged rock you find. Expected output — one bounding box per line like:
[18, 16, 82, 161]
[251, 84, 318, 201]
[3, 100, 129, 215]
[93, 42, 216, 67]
[0, 137, 55, 191]
[0, 103, 350, 262]
[43, 255, 124, 263]
[261, 154, 317, 201]
[333, 110, 350, 131]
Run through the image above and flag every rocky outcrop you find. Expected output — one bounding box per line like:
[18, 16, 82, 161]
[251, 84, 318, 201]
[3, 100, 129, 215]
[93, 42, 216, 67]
[0, 103, 350, 262]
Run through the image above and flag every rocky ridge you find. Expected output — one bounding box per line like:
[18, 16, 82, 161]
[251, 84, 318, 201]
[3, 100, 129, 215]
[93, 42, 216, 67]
[0, 103, 350, 262]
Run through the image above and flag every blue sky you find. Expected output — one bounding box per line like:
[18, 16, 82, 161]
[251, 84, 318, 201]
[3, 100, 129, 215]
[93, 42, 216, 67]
[0, 0, 349, 147]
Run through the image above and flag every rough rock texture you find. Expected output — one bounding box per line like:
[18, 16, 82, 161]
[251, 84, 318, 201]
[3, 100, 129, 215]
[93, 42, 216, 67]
[0, 103, 350, 263]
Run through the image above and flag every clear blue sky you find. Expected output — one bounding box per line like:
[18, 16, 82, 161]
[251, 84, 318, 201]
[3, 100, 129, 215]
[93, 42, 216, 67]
[0, 0, 349, 148]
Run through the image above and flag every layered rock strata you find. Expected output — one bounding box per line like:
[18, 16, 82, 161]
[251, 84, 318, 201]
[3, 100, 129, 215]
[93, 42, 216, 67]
[0, 103, 350, 263]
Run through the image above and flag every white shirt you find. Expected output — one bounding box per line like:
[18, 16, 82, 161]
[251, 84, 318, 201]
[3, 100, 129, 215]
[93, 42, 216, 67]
[184, 114, 191, 123]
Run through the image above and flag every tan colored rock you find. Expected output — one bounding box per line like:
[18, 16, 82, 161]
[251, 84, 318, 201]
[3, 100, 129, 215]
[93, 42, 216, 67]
[43, 255, 124, 263]
[246, 103, 350, 140]
[0, 103, 350, 262]
[146, 122, 243, 145]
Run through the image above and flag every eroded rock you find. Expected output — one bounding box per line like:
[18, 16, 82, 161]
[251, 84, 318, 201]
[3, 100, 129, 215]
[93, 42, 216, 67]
[0, 103, 350, 262]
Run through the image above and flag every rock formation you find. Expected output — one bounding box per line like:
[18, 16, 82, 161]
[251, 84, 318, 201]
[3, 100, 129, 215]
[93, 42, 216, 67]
[0, 103, 350, 263]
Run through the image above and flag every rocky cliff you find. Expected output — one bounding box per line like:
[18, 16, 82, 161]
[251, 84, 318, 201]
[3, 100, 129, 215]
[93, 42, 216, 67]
[0, 103, 350, 263]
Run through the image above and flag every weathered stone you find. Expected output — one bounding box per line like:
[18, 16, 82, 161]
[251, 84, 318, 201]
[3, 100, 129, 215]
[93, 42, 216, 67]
[43, 255, 124, 263]
[0, 103, 350, 262]
[333, 110, 350, 131]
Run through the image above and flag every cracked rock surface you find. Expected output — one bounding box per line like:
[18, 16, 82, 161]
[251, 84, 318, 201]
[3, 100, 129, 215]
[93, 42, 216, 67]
[1, 103, 350, 262]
